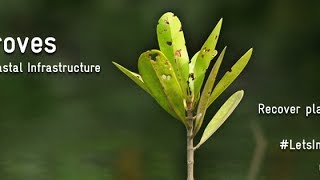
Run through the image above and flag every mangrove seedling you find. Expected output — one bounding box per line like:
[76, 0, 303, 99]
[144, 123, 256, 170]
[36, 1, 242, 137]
[113, 12, 252, 180]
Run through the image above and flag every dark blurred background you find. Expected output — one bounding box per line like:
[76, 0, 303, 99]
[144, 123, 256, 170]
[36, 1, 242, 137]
[0, 0, 320, 179]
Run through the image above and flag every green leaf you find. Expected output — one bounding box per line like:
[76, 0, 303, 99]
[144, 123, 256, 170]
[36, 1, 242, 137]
[112, 62, 151, 94]
[207, 48, 253, 107]
[138, 49, 186, 123]
[195, 90, 244, 149]
[157, 12, 189, 97]
[193, 47, 226, 136]
[190, 18, 222, 102]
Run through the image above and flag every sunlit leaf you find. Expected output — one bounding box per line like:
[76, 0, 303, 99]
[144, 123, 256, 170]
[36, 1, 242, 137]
[112, 62, 151, 94]
[138, 49, 186, 123]
[190, 18, 222, 102]
[207, 48, 253, 107]
[193, 47, 226, 135]
[195, 90, 244, 149]
[157, 12, 189, 98]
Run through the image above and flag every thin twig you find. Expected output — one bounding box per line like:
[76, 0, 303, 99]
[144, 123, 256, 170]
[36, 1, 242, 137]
[186, 102, 195, 180]
[248, 120, 267, 180]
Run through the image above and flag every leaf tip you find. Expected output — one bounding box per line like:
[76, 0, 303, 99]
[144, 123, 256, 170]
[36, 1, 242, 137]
[112, 61, 122, 69]
[160, 12, 175, 20]
[242, 48, 253, 60]
[216, 18, 223, 29]
[222, 46, 227, 53]
[112, 61, 127, 71]
[236, 90, 245, 99]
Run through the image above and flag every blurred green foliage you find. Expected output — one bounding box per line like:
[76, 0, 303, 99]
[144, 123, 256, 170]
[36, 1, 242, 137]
[0, 0, 320, 179]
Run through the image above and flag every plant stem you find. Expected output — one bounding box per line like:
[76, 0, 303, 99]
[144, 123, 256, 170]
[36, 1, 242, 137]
[186, 108, 194, 180]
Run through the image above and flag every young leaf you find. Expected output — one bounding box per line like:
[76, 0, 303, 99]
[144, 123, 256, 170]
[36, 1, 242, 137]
[195, 90, 244, 149]
[157, 12, 189, 97]
[138, 49, 186, 124]
[191, 18, 222, 101]
[207, 48, 252, 107]
[112, 62, 151, 94]
[187, 51, 199, 98]
[193, 47, 226, 136]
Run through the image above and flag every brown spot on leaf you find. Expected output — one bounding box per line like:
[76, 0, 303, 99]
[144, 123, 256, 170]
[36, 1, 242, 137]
[166, 41, 172, 46]
[179, 26, 183, 32]
[175, 49, 182, 57]
[215, 35, 218, 39]
[189, 73, 195, 80]
[164, 19, 169, 24]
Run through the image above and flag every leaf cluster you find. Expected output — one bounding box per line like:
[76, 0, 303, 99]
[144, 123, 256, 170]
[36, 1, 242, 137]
[113, 12, 252, 148]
